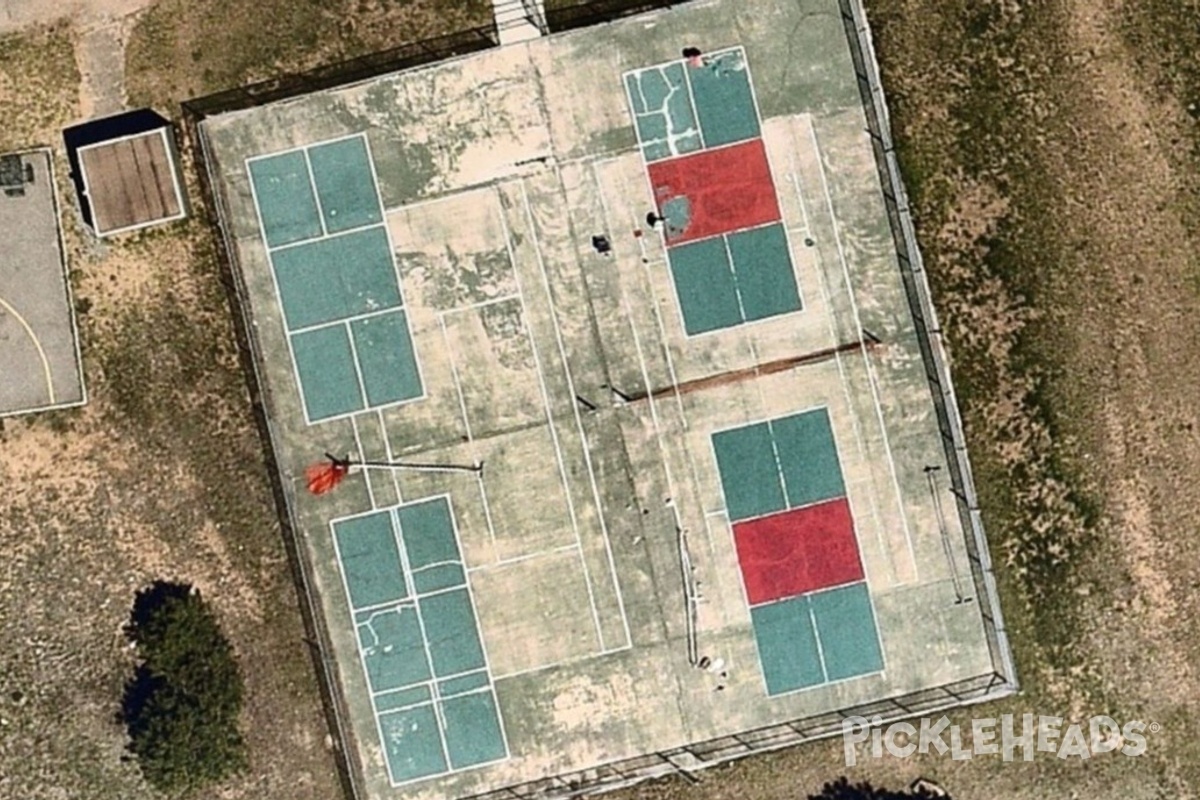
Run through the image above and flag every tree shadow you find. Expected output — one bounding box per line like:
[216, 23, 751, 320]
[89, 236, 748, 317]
[810, 777, 949, 800]
[118, 580, 192, 728]
[125, 580, 193, 640]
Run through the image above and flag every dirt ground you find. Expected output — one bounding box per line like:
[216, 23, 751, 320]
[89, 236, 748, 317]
[2, 0, 1200, 798]
[0, 3, 487, 800]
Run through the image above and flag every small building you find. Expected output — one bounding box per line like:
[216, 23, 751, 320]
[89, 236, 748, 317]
[62, 109, 188, 237]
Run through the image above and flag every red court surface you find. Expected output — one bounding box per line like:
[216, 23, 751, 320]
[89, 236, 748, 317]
[647, 139, 780, 245]
[732, 498, 864, 606]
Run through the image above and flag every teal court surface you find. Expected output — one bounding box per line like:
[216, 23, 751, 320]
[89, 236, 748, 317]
[195, 0, 1016, 797]
[248, 135, 423, 422]
[332, 497, 506, 783]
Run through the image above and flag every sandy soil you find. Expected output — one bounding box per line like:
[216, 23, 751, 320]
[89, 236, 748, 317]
[0, 0, 153, 34]
[4, 0, 1200, 797]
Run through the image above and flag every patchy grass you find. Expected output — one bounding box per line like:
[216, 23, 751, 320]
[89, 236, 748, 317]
[125, 0, 493, 110]
[873, 0, 1110, 697]
[1118, 0, 1200, 220]
[0, 23, 79, 149]
[0, 14, 348, 799]
[6, 0, 1200, 797]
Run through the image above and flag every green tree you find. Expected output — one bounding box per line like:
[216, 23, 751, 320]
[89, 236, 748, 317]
[122, 581, 247, 792]
[808, 777, 950, 800]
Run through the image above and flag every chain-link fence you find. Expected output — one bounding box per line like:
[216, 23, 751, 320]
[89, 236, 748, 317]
[183, 2, 1017, 797]
[182, 27, 500, 120]
[837, 0, 1017, 686]
[544, 0, 681, 33]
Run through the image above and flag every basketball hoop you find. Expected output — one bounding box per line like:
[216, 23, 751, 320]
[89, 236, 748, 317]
[306, 454, 351, 495]
[304, 452, 483, 496]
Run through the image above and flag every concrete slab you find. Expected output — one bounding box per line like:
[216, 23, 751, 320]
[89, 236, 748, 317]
[0, 149, 85, 417]
[195, 0, 1015, 797]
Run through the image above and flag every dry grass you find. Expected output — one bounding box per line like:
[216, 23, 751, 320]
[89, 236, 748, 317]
[4, 0, 1200, 798]
[0, 21, 345, 792]
[124, 0, 493, 110]
[0, 23, 78, 149]
[0, 3, 494, 798]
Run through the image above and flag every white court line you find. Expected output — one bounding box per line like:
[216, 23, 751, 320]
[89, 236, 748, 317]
[623, 65, 701, 161]
[465, 543, 579, 573]
[350, 414, 376, 509]
[245, 157, 317, 427]
[662, 218, 785, 253]
[787, 171, 814, 236]
[372, 681, 433, 700]
[738, 44, 769, 141]
[302, 149, 328, 238]
[267, 218, 383, 254]
[418, 497, 513, 764]
[625, 156, 689, 425]
[326, 518, 412, 786]
[439, 293, 523, 316]
[363, 135, 430, 406]
[379, 409, 404, 505]
[474, 470, 499, 565]
[808, 601, 831, 684]
[379, 183, 495, 218]
[247, 139, 426, 427]
[591, 155, 720, 571]
[0, 294, 55, 404]
[342, 320, 371, 414]
[288, 305, 401, 336]
[243, 132, 368, 166]
[403, 576, 480, 603]
[808, 122, 917, 580]
[619, 286, 686, 534]
[597, 157, 728, 611]
[493, 642, 632, 682]
[430, 666, 488, 685]
[520, 177, 632, 651]
[753, 347, 794, 506]
[493, 190, 605, 652]
[679, 63, 706, 151]
[709, 404, 832, 438]
[805, 183, 891, 585]
[348, 596, 412, 619]
[409, 559, 463, 575]
[437, 313, 498, 558]
[337, 490, 510, 766]
[722, 234, 750, 323]
[388, 507, 454, 776]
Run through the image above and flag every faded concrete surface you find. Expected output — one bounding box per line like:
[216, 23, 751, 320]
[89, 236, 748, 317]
[0, 150, 85, 415]
[198, 0, 1011, 797]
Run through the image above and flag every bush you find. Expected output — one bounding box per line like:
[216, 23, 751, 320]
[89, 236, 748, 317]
[122, 581, 247, 792]
[809, 777, 950, 800]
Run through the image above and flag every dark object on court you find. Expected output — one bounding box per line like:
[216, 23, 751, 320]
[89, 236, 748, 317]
[592, 234, 612, 254]
[805, 236, 815, 246]
[307, 452, 482, 495]
[682, 47, 703, 58]
[0, 154, 32, 198]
